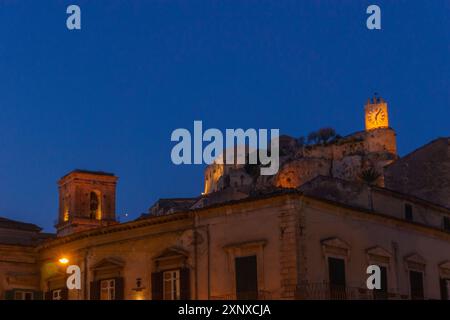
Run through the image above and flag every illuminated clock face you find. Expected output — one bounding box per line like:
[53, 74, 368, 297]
[367, 107, 386, 125]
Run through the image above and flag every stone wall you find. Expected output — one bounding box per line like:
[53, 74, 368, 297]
[302, 197, 450, 299]
[0, 244, 41, 299]
[274, 128, 397, 189]
[34, 191, 450, 300]
[385, 138, 450, 208]
[204, 128, 397, 193]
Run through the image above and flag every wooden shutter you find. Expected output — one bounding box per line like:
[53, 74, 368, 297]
[33, 291, 43, 300]
[328, 257, 346, 299]
[328, 257, 346, 286]
[45, 291, 52, 300]
[440, 278, 449, 300]
[405, 204, 413, 221]
[61, 287, 69, 300]
[180, 268, 191, 300]
[4, 290, 14, 300]
[374, 266, 388, 299]
[444, 217, 450, 232]
[409, 271, 424, 300]
[115, 277, 125, 300]
[90, 280, 100, 300]
[235, 256, 258, 300]
[151, 272, 163, 300]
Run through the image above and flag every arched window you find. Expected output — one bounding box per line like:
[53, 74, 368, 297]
[63, 207, 70, 222]
[90, 191, 102, 220]
[63, 195, 70, 222]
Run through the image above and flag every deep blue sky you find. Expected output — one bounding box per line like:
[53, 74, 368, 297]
[0, 1, 449, 231]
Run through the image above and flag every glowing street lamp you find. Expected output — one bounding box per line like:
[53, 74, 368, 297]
[58, 257, 69, 265]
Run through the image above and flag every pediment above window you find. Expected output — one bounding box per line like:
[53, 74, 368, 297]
[46, 272, 66, 291]
[153, 247, 189, 271]
[404, 253, 426, 265]
[321, 237, 350, 250]
[6, 272, 39, 287]
[92, 257, 125, 271]
[404, 253, 426, 271]
[223, 240, 267, 253]
[366, 246, 392, 258]
[92, 257, 125, 280]
[439, 261, 450, 277]
[154, 247, 188, 261]
[321, 237, 350, 258]
[366, 246, 392, 264]
[439, 261, 450, 271]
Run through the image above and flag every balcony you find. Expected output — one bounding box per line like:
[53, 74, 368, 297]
[209, 285, 409, 300]
[295, 283, 405, 300]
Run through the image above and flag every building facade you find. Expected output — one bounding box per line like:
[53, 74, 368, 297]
[1, 96, 450, 300]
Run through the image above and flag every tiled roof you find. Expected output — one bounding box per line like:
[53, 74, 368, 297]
[0, 216, 42, 232]
[61, 169, 115, 178]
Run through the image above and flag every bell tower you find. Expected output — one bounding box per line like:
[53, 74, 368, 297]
[365, 95, 389, 131]
[56, 169, 118, 237]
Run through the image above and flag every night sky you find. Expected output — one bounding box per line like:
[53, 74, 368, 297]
[0, 1, 449, 231]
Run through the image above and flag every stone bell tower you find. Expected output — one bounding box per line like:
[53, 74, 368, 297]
[56, 169, 118, 237]
[361, 95, 398, 188]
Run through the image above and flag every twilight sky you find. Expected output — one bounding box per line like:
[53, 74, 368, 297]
[0, 1, 449, 231]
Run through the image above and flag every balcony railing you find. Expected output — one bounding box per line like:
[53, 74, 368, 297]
[210, 285, 409, 300]
[211, 290, 272, 300]
[296, 283, 403, 300]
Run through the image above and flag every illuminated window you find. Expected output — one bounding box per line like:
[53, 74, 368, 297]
[52, 289, 62, 300]
[90, 191, 102, 220]
[14, 291, 34, 300]
[63, 196, 70, 222]
[163, 270, 180, 300]
[100, 279, 115, 300]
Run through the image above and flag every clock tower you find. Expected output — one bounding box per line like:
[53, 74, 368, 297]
[365, 95, 389, 130]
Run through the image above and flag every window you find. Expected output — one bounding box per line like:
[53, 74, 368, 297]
[14, 291, 34, 300]
[89, 191, 102, 220]
[62, 195, 70, 222]
[152, 268, 189, 300]
[404, 204, 413, 221]
[409, 271, 424, 300]
[235, 256, 258, 300]
[373, 266, 388, 299]
[52, 289, 62, 300]
[443, 217, 450, 232]
[328, 257, 346, 299]
[100, 279, 115, 300]
[163, 270, 180, 300]
[440, 278, 450, 300]
[446, 279, 450, 300]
